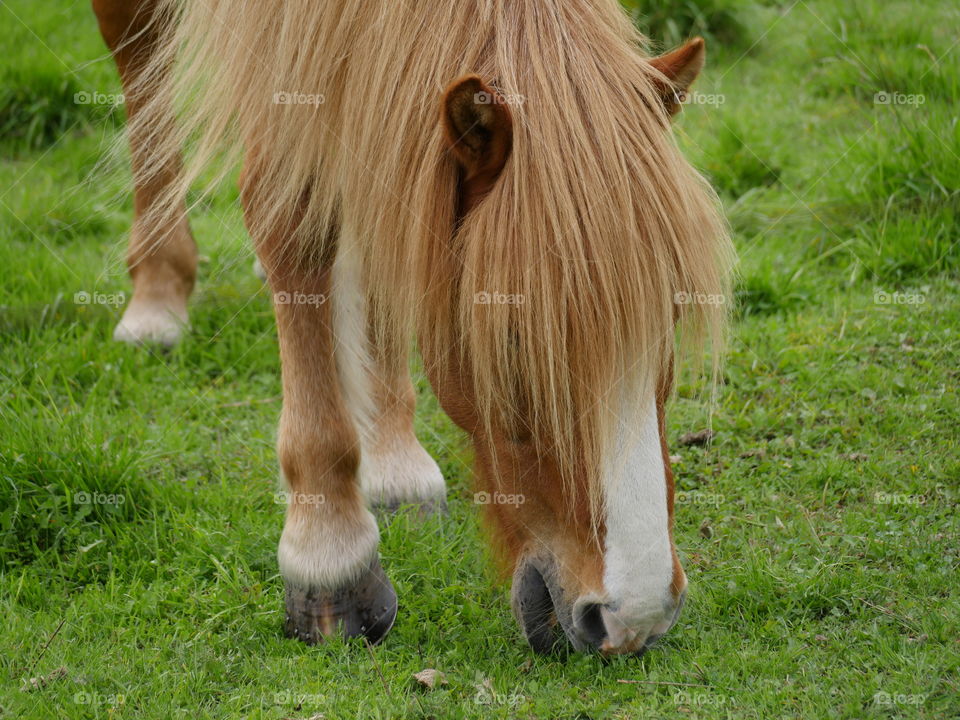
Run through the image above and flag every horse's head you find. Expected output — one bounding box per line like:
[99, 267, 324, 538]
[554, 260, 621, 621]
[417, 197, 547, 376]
[421, 36, 729, 655]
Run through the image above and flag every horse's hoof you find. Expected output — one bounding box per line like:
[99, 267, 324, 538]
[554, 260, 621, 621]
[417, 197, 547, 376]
[361, 444, 447, 520]
[283, 555, 398, 645]
[113, 299, 188, 347]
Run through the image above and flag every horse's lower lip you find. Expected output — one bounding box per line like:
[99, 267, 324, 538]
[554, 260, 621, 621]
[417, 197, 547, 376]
[511, 558, 572, 654]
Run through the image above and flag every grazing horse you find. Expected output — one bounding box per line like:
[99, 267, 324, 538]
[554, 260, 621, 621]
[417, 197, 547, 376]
[93, 0, 733, 654]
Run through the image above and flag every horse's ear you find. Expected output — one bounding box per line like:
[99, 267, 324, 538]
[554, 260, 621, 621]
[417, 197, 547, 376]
[441, 75, 513, 210]
[649, 37, 706, 116]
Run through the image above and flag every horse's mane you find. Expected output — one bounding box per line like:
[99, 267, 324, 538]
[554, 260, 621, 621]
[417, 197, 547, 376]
[134, 0, 733, 515]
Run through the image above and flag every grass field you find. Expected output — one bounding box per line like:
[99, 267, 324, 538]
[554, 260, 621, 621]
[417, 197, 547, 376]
[1, 1, 958, 718]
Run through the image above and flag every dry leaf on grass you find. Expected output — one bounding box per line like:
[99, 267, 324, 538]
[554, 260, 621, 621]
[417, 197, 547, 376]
[678, 429, 715, 447]
[413, 668, 447, 689]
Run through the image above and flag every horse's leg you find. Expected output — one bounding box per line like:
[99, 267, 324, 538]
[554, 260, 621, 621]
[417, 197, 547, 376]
[241, 175, 397, 645]
[330, 250, 446, 514]
[93, 0, 196, 346]
[361, 359, 447, 514]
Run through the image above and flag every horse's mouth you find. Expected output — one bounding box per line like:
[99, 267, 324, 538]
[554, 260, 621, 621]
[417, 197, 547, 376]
[510, 557, 580, 654]
[511, 556, 684, 656]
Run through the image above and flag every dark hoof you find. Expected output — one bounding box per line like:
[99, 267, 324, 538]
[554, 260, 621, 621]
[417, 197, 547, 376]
[284, 555, 398, 645]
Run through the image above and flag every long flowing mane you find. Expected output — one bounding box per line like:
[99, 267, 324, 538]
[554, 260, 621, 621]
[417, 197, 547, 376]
[134, 0, 733, 513]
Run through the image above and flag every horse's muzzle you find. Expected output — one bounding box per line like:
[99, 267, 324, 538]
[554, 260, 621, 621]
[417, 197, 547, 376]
[511, 556, 685, 656]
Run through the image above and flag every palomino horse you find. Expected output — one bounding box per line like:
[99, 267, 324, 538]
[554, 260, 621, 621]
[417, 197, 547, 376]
[93, 0, 733, 654]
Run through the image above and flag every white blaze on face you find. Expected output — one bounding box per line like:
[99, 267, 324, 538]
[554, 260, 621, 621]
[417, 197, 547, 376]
[601, 396, 678, 647]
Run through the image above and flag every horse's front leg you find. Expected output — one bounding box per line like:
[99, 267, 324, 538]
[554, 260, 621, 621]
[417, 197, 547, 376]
[328, 249, 446, 514]
[360, 357, 447, 514]
[248, 217, 397, 644]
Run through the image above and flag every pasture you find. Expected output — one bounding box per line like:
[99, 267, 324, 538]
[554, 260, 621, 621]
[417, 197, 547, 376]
[1, 0, 958, 718]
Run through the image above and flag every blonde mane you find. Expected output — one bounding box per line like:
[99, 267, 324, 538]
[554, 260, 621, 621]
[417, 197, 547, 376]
[133, 0, 733, 514]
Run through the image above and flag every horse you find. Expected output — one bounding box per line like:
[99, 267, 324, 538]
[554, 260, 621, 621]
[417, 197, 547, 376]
[92, 0, 733, 655]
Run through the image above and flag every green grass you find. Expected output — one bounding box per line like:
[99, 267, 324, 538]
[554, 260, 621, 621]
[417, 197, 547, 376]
[1, 0, 958, 718]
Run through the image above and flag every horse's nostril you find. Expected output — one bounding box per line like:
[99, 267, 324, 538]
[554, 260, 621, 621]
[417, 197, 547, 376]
[573, 601, 607, 648]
